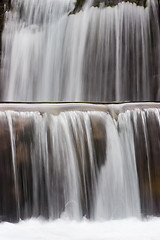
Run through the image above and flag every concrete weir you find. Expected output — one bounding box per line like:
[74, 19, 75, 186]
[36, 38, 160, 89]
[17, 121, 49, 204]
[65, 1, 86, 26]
[0, 101, 159, 116]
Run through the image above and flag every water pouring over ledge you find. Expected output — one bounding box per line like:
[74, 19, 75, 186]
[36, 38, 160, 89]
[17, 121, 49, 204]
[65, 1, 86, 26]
[1, 0, 160, 101]
[0, 0, 160, 239]
[0, 102, 159, 223]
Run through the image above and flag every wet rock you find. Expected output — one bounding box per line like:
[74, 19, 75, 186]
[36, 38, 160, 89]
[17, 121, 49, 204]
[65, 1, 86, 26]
[0, 1, 11, 58]
[0, 2, 4, 56]
[71, 0, 147, 14]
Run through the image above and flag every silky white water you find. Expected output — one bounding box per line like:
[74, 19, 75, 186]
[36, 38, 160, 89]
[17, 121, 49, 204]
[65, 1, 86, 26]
[0, 105, 159, 237]
[3, 109, 140, 220]
[1, 0, 160, 101]
[1, 0, 160, 237]
[0, 106, 159, 221]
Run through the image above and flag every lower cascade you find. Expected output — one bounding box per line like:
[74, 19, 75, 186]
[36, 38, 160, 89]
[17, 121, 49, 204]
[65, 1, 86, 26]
[0, 103, 160, 222]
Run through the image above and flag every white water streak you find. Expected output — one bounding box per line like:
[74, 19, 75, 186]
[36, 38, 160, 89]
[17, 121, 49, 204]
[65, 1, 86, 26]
[94, 112, 140, 219]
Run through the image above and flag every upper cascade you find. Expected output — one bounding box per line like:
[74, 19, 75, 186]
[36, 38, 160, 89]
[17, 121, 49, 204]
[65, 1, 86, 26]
[1, 0, 160, 101]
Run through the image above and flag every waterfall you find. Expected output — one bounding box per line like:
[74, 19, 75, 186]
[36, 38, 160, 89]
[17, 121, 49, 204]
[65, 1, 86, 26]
[1, 2, 160, 238]
[94, 110, 140, 220]
[0, 105, 160, 222]
[1, 0, 160, 101]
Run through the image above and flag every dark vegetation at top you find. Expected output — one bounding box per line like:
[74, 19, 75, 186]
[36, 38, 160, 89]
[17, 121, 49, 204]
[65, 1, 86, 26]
[71, 0, 147, 14]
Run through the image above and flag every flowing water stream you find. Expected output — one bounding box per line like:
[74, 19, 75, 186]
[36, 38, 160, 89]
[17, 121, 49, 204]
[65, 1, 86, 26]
[0, 0, 160, 239]
[0, 105, 159, 220]
[1, 0, 160, 101]
[0, 104, 159, 238]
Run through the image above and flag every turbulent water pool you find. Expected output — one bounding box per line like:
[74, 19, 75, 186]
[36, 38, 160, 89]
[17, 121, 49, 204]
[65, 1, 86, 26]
[1, 218, 160, 240]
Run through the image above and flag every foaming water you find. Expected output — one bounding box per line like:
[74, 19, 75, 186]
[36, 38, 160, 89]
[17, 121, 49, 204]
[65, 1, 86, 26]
[1, 0, 160, 101]
[1, 218, 160, 240]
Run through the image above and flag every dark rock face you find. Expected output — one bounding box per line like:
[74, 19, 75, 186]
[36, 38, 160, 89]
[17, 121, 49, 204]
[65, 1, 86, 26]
[71, 0, 147, 14]
[0, 1, 5, 57]
[0, 1, 11, 56]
